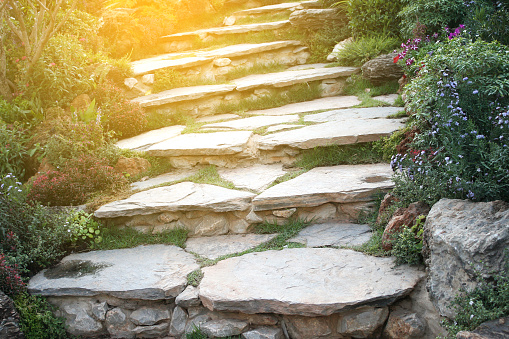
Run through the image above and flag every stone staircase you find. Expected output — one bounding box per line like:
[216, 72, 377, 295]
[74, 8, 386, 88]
[27, 1, 435, 338]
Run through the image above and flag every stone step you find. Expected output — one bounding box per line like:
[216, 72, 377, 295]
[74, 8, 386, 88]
[94, 163, 394, 235]
[28, 244, 424, 337]
[223, 0, 318, 25]
[161, 20, 291, 52]
[130, 40, 309, 79]
[130, 65, 359, 117]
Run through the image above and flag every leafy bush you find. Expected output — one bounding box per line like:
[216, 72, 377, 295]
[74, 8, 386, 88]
[15, 293, 68, 339]
[0, 174, 70, 275]
[391, 215, 425, 265]
[92, 81, 148, 138]
[306, 22, 350, 63]
[463, 0, 509, 45]
[0, 124, 36, 180]
[28, 154, 128, 206]
[334, 35, 401, 66]
[392, 37, 509, 205]
[398, 0, 466, 39]
[66, 210, 102, 249]
[444, 252, 509, 337]
[344, 0, 403, 38]
[0, 253, 26, 297]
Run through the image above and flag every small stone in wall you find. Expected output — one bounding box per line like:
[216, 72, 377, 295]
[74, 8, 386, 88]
[169, 306, 188, 337]
[141, 74, 155, 86]
[383, 308, 426, 339]
[129, 306, 171, 326]
[105, 308, 135, 339]
[124, 78, 138, 90]
[176, 285, 201, 308]
[91, 301, 108, 321]
[337, 306, 389, 338]
[456, 316, 509, 339]
[0, 291, 25, 339]
[114, 157, 151, 176]
[272, 208, 297, 218]
[133, 322, 169, 337]
[214, 58, 232, 67]
[242, 326, 284, 339]
[284, 315, 333, 338]
[201, 319, 249, 338]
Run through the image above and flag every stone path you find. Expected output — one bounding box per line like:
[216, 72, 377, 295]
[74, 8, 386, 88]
[29, 1, 419, 337]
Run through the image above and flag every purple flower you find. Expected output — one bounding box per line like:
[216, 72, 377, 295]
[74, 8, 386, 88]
[473, 90, 479, 94]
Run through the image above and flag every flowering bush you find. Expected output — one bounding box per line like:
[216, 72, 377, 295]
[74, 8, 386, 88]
[28, 154, 127, 206]
[0, 253, 26, 296]
[392, 37, 509, 204]
[0, 124, 36, 180]
[92, 81, 148, 138]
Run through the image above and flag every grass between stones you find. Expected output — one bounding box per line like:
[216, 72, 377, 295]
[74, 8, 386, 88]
[96, 227, 189, 250]
[343, 76, 403, 108]
[234, 12, 291, 25]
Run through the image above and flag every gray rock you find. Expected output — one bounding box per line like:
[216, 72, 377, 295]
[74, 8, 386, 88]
[372, 94, 399, 105]
[289, 222, 372, 247]
[185, 234, 277, 260]
[124, 77, 138, 89]
[362, 53, 404, 85]
[0, 291, 24, 339]
[62, 301, 104, 336]
[327, 37, 354, 62]
[337, 306, 389, 338]
[242, 326, 284, 339]
[201, 319, 249, 338]
[290, 9, 345, 29]
[284, 315, 332, 338]
[146, 131, 253, 157]
[141, 74, 155, 85]
[249, 96, 360, 116]
[131, 168, 198, 191]
[95, 182, 256, 218]
[456, 317, 509, 339]
[233, 66, 358, 92]
[133, 322, 169, 337]
[91, 301, 108, 321]
[200, 248, 424, 316]
[303, 106, 402, 123]
[169, 306, 188, 336]
[185, 314, 211, 334]
[423, 199, 509, 318]
[196, 114, 240, 123]
[129, 306, 171, 326]
[105, 308, 135, 339]
[383, 308, 426, 339]
[218, 164, 287, 192]
[253, 164, 394, 211]
[28, 245, 199, 300]
[176, 286, 201, 308]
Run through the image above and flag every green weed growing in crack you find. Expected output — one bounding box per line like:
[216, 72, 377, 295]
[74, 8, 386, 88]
[187, 269, 204, 287]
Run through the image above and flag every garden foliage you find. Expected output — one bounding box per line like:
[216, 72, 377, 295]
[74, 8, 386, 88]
[343, 0, 403, 38]
[392, 37, 509, 205]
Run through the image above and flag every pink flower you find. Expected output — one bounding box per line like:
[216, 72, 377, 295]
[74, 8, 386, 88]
[21, 56, 26, 61]
[49, 62, 56, 67]
[15, 59, 19, 63]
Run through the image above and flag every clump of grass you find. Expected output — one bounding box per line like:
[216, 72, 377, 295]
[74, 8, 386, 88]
[153, 69, 216, 93]
[187, 269, 204, 287]
[296, 143, 385, 170]
[334, 35, 401, 67]
[96, 227, 189, 250]
[215, 82, 322, 115]
[343, 75, 400, 107]
[221, 61, 287, 82]
[184, 165, 237, 190]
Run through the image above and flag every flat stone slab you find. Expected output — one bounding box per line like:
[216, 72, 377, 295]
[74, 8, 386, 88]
[218, 164, 287, 191]
[199, 248, 424, 316]
[162, 21, 290, 40]
[252, 164, 394, 211]
[232, 2, 304, 17]
[146, 131, 253, 157]
[266, 124, 303, 133]
[131, 169, 198, 191]
[185, 234, 278, 260]
[303, 107, 402, 123]
[115, 125, 185, 151]
[95, 182, 256, 218]
[132, 41, 304, 76]
[28, 245, 199, 300]
[257, 118, 406, 150]
[202, 115, 300, 130]
[372, 94, 399, 105]
[247, 96, 361, 116]
[131, 84, 236, 108]
[233, 66, 358, 91]
[289, 222, 372, 247]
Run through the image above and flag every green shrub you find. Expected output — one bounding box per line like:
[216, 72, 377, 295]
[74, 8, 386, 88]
[66, 210, 102, 249]
[0, 124, 35, 180]
[444, 252, 509, 337]
[92, 81, 148, 138]
[391, 215, 425, 266]
[0, 174, 71, 275]
[344, 0, 403, 38]
[15, 293, 68, 339]
[334, 35, 401, 66]
[398, 0, 466, 39]
[306, 23, 350, 63]
[0, 252, 26, 297]
[392, 38, 509, 205]
[463, 0, 509, 46]
[374, 128, 408, 162]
